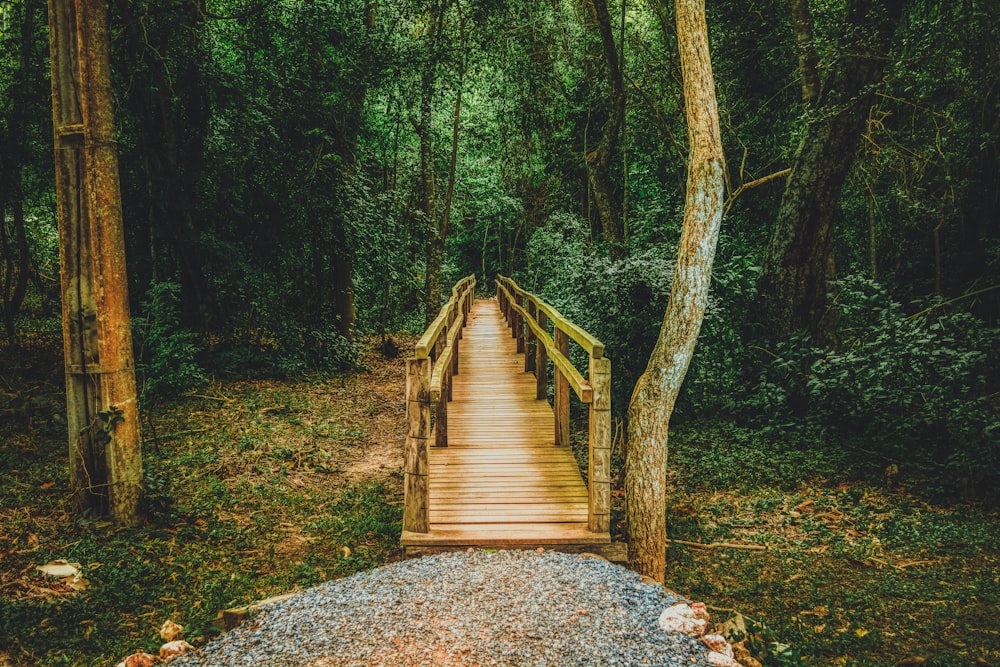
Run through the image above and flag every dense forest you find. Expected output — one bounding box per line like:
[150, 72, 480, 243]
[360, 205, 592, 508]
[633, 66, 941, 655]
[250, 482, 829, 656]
[1, 0, 998, 664]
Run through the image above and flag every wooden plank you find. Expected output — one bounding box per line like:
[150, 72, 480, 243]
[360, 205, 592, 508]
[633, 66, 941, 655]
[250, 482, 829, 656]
[402, 524, 610, 546]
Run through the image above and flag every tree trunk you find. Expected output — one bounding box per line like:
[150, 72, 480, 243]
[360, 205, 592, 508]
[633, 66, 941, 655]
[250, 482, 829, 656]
[625, 0, 725, 583]
[419, 62, 439, 326]
[584, 0, 627, 258]
[113, 0, 213, 326]
[789, 0, 821, 108]
[48, 0, 143, 526]
[757, 0, 905, 343]
[0, 0, 40, 344]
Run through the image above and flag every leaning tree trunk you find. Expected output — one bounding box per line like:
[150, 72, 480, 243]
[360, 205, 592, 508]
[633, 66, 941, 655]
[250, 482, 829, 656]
[48, 0, 144, 525]
[625, 0, 725, 583]
[584, 0, 627, 259]
[757, 0, 905, 343]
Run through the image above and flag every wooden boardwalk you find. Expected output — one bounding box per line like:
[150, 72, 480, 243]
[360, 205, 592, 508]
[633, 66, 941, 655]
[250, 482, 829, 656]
[400, 298, 613, 553]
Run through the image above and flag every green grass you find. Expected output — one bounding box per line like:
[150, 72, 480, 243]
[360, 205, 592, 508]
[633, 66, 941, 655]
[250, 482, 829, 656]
[655, 421, 1000, 666]
[0, 337, 405, 666]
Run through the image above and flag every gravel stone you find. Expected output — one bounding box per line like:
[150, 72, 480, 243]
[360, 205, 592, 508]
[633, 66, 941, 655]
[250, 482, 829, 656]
[172, 550, 715, 666]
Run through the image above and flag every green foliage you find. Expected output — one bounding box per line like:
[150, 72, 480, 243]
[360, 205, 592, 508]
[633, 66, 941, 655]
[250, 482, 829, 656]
[523, 211, 676, 414]
[741, 275, 1000, 500]
[133, 281, 205, 404]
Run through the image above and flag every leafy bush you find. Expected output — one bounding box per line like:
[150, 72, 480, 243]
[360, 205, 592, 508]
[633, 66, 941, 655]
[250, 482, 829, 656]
[134, 281, 206, 404]
[740, 275, 1000, 500]
[523, 211, 676, 415]
[523, 212, 760, 419]
[209, 321, 361, 378]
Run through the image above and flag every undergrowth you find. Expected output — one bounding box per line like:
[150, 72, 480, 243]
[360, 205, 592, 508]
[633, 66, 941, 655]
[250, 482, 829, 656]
[0, 337, 405, 666]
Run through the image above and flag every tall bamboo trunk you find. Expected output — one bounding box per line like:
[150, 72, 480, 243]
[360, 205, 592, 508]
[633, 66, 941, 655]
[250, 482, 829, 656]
[48, 0, 143, 525]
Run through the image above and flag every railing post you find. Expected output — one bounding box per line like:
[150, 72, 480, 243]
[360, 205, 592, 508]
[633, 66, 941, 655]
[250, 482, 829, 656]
[404, 357, 430, 533]
[514, 295, 524, 351]
[435, 375, 448, 448]
[525, 301, 537, 372]
[553, 327, 570, 446]
[536, 310, 548, 400]
[588, 356, 611, 534]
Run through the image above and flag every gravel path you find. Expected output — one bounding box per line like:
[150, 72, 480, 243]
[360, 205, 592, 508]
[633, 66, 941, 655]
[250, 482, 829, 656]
[172, 549, 716, 667]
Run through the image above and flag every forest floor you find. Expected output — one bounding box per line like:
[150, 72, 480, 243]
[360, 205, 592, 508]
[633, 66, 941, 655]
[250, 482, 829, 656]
[1, 333, 998, 666]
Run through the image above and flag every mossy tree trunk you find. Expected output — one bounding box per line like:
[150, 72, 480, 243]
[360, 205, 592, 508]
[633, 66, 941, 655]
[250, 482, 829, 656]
[756, 0, 906, 343]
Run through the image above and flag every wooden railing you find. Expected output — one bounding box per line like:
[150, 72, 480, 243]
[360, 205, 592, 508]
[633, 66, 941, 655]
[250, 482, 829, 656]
[495, 275, 611, 534]
[403, 275, 476, 534]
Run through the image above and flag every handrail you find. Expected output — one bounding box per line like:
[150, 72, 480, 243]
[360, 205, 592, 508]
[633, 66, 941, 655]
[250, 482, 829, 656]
[496, 276, 604, 358]
[415, 275, 476, 359]
[498, 283, 593, 403]
[495, 275, 612, 535]
[403, 274, 476, 535]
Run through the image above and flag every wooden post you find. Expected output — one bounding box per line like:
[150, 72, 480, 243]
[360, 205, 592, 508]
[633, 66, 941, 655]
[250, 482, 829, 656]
[553, 327, 570, 446]
[514, 296, 524, 351]
[536, 311, 548, 400]
[404, 357, 430, 532]
[525, 301, 537, 372]
[588, 356, 611, 533]
[48, 0, 143, 525]
[435, 378, 448, 447]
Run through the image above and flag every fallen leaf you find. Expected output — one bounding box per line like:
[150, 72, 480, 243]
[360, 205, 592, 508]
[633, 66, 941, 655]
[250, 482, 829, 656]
[40, 482, 54, 490]
[341, 546, 351, 558]
[856, 628, 869, 637]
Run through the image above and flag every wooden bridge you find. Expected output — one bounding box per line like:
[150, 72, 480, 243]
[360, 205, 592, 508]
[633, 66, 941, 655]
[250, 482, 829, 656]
[401, 275, 622, 560]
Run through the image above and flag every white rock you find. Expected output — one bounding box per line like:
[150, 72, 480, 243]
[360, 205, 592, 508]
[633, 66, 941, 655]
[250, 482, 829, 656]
[702, 634, 734, 658]
[658, 604, 709, 636]
[160, 640, 195, 663]
[706, 650, 743, 667]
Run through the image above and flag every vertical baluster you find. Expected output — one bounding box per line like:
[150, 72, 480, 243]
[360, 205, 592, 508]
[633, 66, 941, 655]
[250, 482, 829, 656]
[525, 301, 537, 372]
[536, 311, 548, 400]
[435, 374, 448, 447]
[554, 327, 570, 446]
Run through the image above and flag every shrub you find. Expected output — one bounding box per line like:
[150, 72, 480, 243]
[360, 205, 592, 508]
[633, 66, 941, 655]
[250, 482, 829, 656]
[740, 275, 1000, 500]
[134, 281, 206, 404]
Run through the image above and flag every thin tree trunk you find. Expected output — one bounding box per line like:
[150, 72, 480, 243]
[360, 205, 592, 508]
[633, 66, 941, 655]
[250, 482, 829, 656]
[789, 0, 820, 108]
[419, 63, 439, 325]
[48, 0, 143, 525]
[756, 0, 905, 343]
[439, 2, 465, 274]
[0, 0, 39, 344]
[420, 0, 449, 326]
[625, 0, 725, 583]
[584, 0, 626, 258]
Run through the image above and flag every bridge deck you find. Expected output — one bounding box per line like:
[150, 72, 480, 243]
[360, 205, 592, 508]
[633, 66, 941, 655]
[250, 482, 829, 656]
[400, 299, 612, 552]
